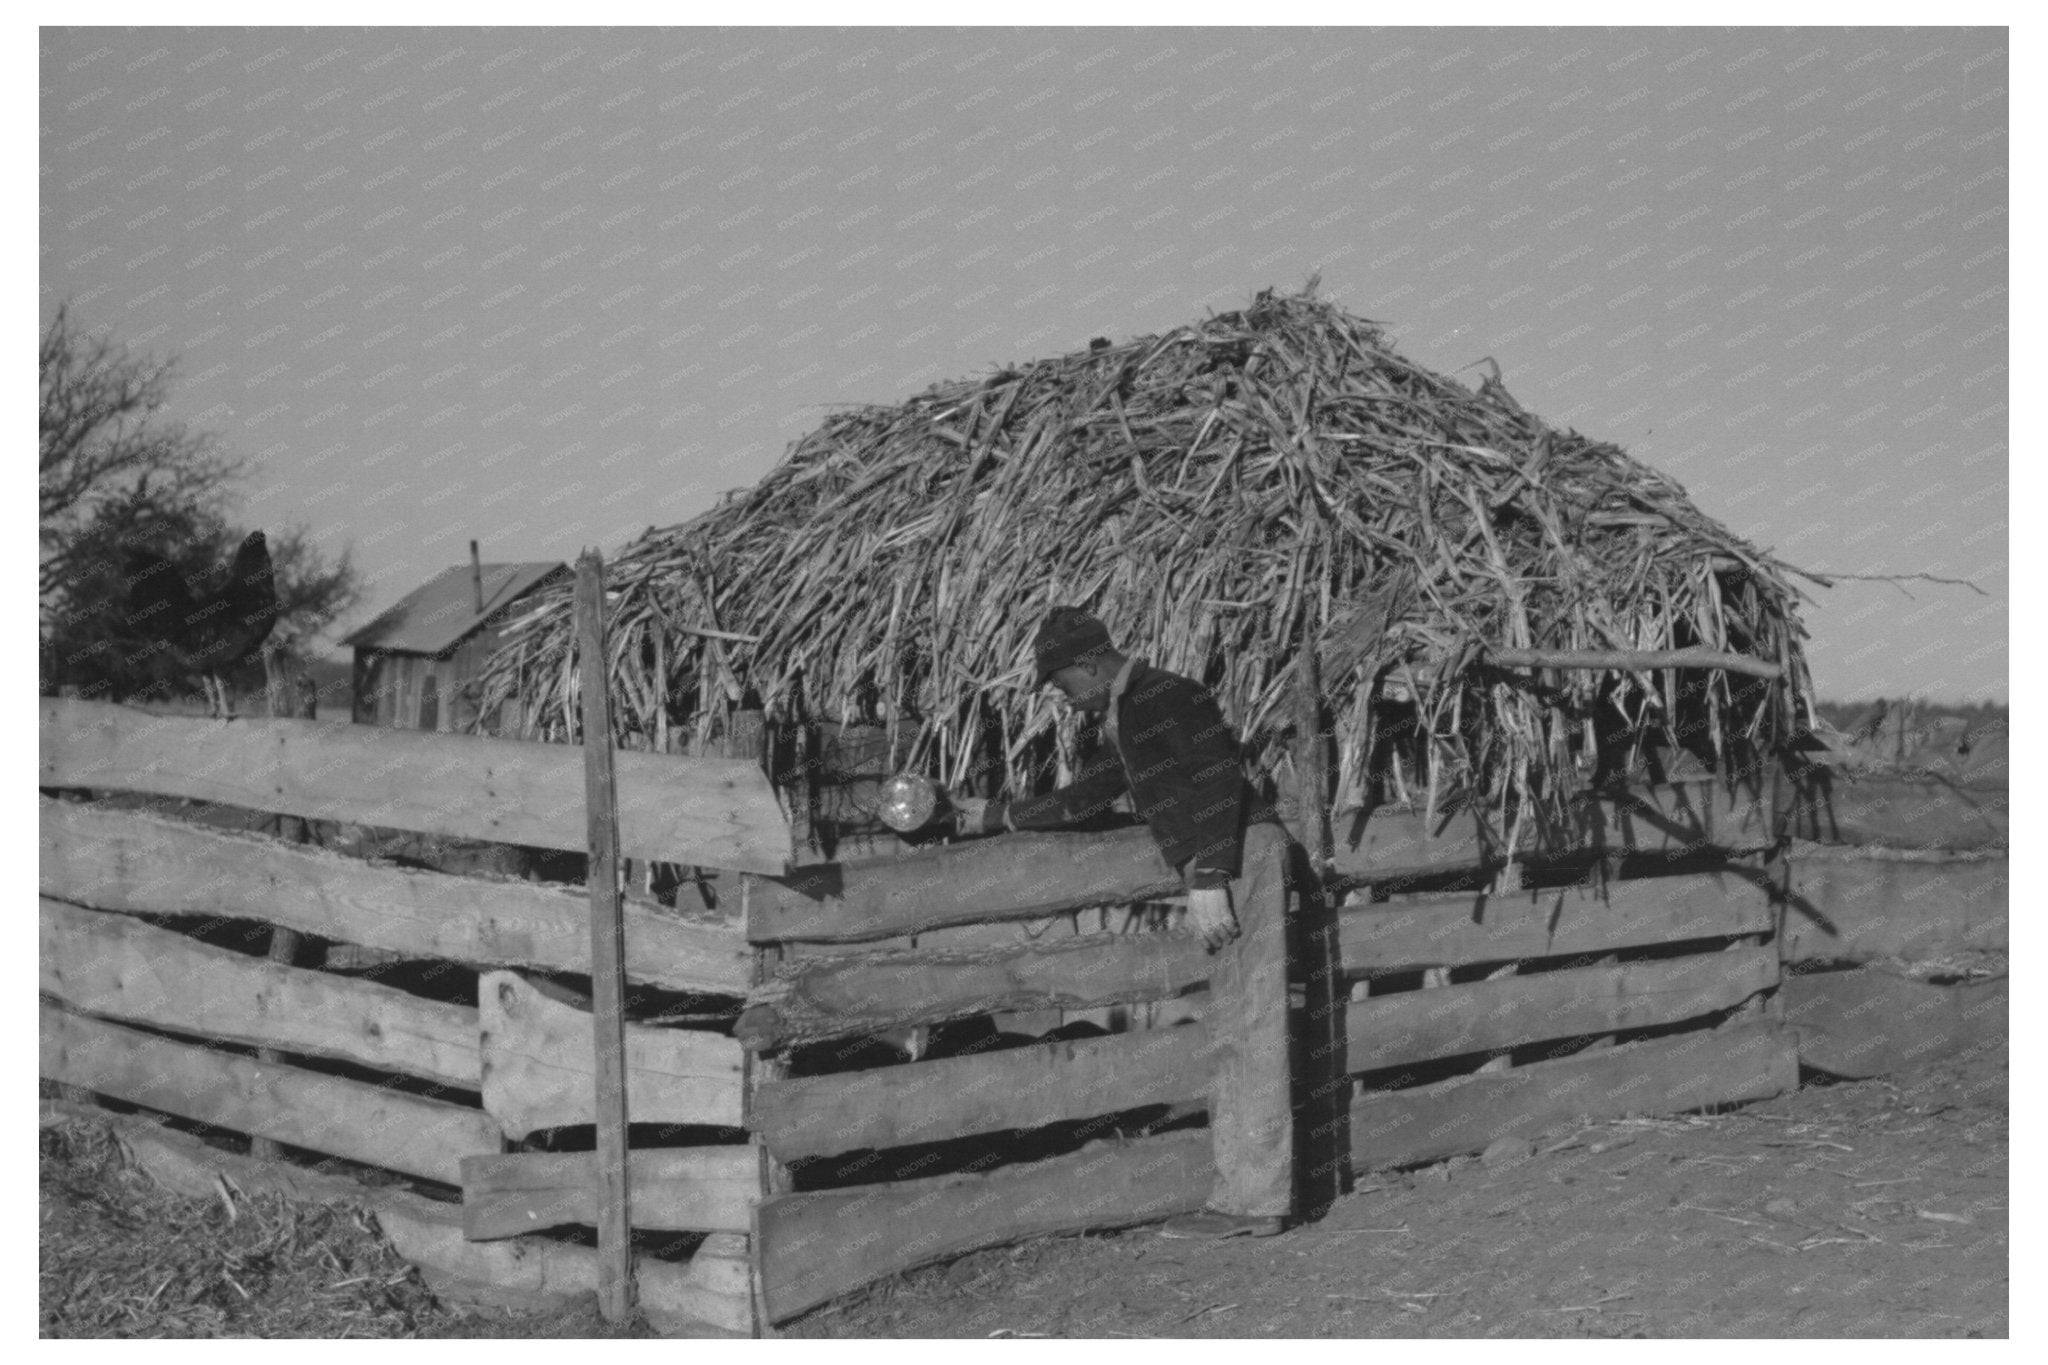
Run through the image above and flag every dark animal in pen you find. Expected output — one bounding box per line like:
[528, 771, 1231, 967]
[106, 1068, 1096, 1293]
[121, 530, 281, 718]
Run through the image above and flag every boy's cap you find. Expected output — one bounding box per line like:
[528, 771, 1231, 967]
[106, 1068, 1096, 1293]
[1032, 606, 1115, 685]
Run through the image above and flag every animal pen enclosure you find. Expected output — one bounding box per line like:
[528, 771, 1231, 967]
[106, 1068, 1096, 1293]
[40, 286, 2010, 1334]
[40, 687, 2005, 1336]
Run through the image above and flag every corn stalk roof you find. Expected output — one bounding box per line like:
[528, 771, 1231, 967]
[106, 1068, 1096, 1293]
[476, 286, 1821, 829]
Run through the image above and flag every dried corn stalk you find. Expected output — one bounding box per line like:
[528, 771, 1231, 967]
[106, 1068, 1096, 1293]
[473, 285, 1821, 831]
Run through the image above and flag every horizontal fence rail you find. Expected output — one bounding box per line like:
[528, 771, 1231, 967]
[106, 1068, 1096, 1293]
[1346, 947, 1778, 1075]
[1778, 773, 2007, 850]
[751, 1024, 1210, 1164]
[750, 778, 1798, 947]
[1347, 1021, 1798, 1172]
[1777, 846, 2008, 964]
[1336, 868, 1776, 974]
[41, 697, 792, 874]
[40, 797, 752, 996]
[41, 1003, 501, 1185]
[41, 898, 480, 1089]
[753, 1131, 1213, 1322]
[737, 932, 1215, 1051]
[460, 1150, 757, 1240]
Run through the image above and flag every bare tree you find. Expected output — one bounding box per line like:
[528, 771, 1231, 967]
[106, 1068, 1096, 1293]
[40, 304, 361, 700]
[40, 304, 243, 613]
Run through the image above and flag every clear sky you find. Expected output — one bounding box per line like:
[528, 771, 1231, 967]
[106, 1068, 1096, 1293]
[40, 25, 2008, 703]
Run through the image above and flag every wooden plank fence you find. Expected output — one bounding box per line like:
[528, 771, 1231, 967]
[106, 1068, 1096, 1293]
[40, 697, 784, 1336]
[38, 695, 2005, 1334]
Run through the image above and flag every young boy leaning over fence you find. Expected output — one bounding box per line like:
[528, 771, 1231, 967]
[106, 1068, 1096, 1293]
[949, 606, 1294, 1239]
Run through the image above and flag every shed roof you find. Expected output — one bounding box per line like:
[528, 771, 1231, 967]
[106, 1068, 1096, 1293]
[343, 562, 567, 657]
[474, 285, 1819, 821]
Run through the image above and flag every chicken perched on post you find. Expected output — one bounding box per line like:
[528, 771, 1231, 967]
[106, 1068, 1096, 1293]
[122, 530, 281, 718]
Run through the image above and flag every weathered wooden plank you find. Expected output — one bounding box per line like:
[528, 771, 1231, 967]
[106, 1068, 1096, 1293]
[752, 1023, 1210, 1162]
[1778, 851, 2008, 963]
[40, 898, 478, 1089]
[1349, 1021, 1796, 1171]
[460, 1148, 756, 1239]
[1784, 968, 2008, 1078]
[1348, 948, 1778, 1075]
[382, 1214, 755, 1336]
[755, 825, 1186, 944]
[735, 932, 1215, 1052]
[40, 1004, 500, 1185]
[1322, 778, 1778, 883]
[479, 971, 743, 1138]
[40, 797, 752, 996]
[40, 696, 790, 873]
[1340, 869, 1775, 974]
[573, 552, 635, 1326]
[1783, 773, 2007, 850]
[754, 1131, 1210, 1322]
[752, 783, 1775, 946]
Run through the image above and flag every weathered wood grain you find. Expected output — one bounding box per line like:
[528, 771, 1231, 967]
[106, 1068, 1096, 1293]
[40, 1003, 501, 1184]
[40, 898, 478, 1089]
[1778, 852, 2008, 963]
[40, 696, 790, 873]
[573, 552, 635, 1325]
[40, 797, 752, 996]
[1783, 967, 2007, 1077]
[1348, 947, 1778, 1075]
[1339, 869, 1775, 974]
[735, 932, 1215, 1051]
[479, 971, 743, 1138]
[751, 782, 1778, 946]
[753, 825, 1187, 944]
[1349, 1021, 1796, 1171]
[753, 1131, 1211, 1322]
[751, 1022, 1210, 1161]
[460, 1148, 756, 1238]
[1782, 773, 2007, 850]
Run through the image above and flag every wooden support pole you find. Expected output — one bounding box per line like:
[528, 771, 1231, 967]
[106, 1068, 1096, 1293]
[575, 550, 633, 1323]
[1482, 646, 1784, 680]
[735, 715, 784, 1340]
[254, 649, 319, 1161]
[743, 873, 781, 1339]
[1296, 628, 1350, 1204]
[1296, 642, 1333, 872]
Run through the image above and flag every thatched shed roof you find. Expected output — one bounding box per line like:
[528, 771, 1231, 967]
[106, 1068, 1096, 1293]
[476, 286, 1819, 831]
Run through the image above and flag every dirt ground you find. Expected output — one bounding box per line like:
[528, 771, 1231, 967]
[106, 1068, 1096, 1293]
[781, 1031, 2008, 1339]
[41, 1023, 2006, 1339]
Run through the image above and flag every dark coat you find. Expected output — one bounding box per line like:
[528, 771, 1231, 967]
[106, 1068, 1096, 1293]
[988, 659, 1272, 888]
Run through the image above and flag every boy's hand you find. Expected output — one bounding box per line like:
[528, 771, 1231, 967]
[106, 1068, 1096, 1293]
[949, 795, 994, 835]
[1186, 886, 1239, 950]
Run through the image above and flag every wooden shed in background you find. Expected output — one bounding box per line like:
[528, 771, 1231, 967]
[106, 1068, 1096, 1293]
[343, 550, 567, 733]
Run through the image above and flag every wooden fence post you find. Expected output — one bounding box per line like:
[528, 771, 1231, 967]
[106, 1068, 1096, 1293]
[733, 709, 782, 1339]
[1295, 635, 1349, 1206]
[575, 551, 634, 1323]
[253, 646, 317, 1162]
